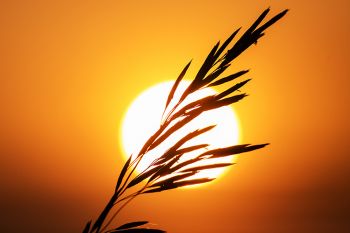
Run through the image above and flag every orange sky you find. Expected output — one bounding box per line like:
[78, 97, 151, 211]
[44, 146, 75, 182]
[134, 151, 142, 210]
[1, 1, 349, 232]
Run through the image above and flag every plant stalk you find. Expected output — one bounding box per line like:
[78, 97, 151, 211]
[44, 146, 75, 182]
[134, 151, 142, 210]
[89, 192, 119, 233]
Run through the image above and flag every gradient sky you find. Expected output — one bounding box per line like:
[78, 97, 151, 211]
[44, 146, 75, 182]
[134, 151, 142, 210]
[1, 1, 349, 233]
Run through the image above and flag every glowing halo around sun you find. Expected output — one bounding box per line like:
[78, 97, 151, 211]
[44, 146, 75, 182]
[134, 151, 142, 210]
[120, 80, 240, 185]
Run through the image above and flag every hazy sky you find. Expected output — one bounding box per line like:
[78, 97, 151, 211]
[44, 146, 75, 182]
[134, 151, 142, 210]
[1, 1, 349, 232]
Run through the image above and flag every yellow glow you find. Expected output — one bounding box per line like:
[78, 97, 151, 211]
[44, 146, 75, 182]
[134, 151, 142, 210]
[121, 80, 240, 184]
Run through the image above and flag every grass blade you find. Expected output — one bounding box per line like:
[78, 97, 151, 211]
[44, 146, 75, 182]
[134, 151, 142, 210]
[254, 9, 289, 35]
[169, 95, 215, 120]
[175, 144, 209, 155]
[82, 220, 91, 233]
[173, 178, 215, 188]
[179, 42, 220, 102]
[202, 63, 231, 86]
[153, 144, 208, 166]
[149, 112, 202, 150]
[180, 163, 234, 173]
[149, 154, 183, 181]
[127, 164, 163, 188]
[214, 28, 241, 61]
[144, 178, 215, 193]
[151, 125, 215, 166]
[116, 155, 132, 192]
[222, 8, 287, 66]
[200, 144, 269, 158]
[110, 228, 166, 233]
[213, 94, 248, 108]
[215, 79, 251, 100]
[194, 42, 220, 82]
[169, 157, 204, 173]
[243, 8, 270, 37]
[162, 60, 192, 116]
[115, 221, 149, 230]
[149, 171, 196, 188]
[208, 70, 249, 87]
[170, 125, 216, 150]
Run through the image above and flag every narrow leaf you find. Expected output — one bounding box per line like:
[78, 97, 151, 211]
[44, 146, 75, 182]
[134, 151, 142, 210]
[127, 164, 163, 188]
[149, 171, 196, 188]
[198, 94, 247, 113]
[202, 63, 231, 86]
[216, 79, 251, 100]
[254, 9, 289, 36]
[200, 144, 269, 158]
[244, 8, 270, 36]
[175, 144, 209, 155]
[115, 221, 149, 230]
[194, 42, 220, 83]
[224, 8, 269, 62]
[179, 42, 220, 102]
[116, 155, 132, 192]
[169, 95, 215, 120]
[149, 154, 183, 181]
[143, 178, 215, 193]
[170, 125, 216, 150]
[153, 143, 208, 166]
[169, 157, 203, 173]
[173, 178, 215, 187]
[213, 94, 248, 108]
[111, 228, 165, 233]
[153, 126, 214, 166]
[149, 112, 202, 150]
[163, 61, 192, 115]
[82, 220, 92, 233]
[142, 187, 168, 194]
[180, 163, 234, 173]
[214, 28, 241, 60]
[208, 70, 249, 87]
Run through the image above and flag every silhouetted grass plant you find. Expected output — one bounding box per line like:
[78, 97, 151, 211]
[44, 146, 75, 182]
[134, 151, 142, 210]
[83, 8, 288, 233]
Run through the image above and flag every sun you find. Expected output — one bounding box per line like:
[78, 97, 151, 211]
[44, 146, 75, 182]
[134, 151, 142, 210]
[120, 80, 240, 184]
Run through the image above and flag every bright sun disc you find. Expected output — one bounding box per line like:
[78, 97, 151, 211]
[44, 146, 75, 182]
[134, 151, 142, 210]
[120, 80, 240, 185]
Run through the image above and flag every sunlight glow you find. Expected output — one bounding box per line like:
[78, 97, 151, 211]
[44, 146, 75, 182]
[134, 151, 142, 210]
[120, 80, 240, 184]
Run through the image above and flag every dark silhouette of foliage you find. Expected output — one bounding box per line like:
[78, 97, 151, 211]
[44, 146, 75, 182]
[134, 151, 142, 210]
[83, 7, 288, 233]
